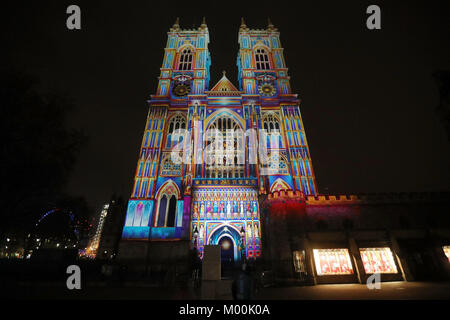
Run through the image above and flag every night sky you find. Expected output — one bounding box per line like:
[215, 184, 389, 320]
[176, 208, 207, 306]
[2, 1, 449, 215]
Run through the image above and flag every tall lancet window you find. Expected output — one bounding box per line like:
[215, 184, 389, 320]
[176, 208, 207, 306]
[263, 113, 283, 149]
[156, 195, 167, 226]
[178, 48, 193, 71]
[154, 182, 179, 227]
[255, 48, 270, 70]
[166, 196, 177, 227]
[166, 114, 186, 149]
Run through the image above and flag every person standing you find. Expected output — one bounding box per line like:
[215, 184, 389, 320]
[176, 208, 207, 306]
[232, 263, 255, 300]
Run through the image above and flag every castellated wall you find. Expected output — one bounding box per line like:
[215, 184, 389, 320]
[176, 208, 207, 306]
[304, 192, 450, 231]
[262, 192, 450, 282]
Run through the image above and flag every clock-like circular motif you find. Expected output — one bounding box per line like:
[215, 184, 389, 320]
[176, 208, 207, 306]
[173, 84, 190, 97]
[258, 83, 276, 97]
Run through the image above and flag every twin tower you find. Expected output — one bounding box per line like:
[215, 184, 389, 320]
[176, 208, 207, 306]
[119, 18, 317, 263]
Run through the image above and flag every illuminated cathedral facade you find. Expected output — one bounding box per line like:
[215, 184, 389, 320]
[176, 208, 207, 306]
[119, 18, 317, 262]
[117, 18, 450, 285]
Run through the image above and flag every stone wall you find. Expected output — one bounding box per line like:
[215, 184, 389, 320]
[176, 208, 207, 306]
[261, 192, 450, 283]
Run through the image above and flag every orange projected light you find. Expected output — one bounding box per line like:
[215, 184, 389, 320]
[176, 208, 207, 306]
[360, 247, 398, 274]
[313, 249, 354, 275]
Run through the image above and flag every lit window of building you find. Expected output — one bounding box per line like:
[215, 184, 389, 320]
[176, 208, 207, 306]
[359, 247, 398, 274]
[443, 246, 450, 262]
[313, 249, 354, 275]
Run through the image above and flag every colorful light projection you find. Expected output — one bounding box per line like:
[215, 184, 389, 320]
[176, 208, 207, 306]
[192, 187, 259, 221]
[121, 200, 153, 239]
[443, 246, 450, 262]
[191, 187, 261, 260]
[120, 19, 318, 261]
[313, 249, 354, 275]
[360, 247, 398, 274]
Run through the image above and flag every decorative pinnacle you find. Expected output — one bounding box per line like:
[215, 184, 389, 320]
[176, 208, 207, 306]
[240, 17, 249, 32]
[199, 16, 207, 30]
[222, 70, 226, 77]
[267, 17, 277, 31]
[170, 17, 181, 32]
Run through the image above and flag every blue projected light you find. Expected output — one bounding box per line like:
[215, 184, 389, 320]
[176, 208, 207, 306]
[122, 226, 150, 239]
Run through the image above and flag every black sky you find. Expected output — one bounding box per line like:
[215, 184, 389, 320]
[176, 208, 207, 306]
[2, 1, 449, 215]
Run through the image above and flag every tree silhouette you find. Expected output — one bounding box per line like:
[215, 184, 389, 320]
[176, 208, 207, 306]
[433, 70, 450, 141]
[0, 70, 88, 236]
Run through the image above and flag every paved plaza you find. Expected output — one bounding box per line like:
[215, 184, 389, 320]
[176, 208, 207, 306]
[4, 280, 450, 300]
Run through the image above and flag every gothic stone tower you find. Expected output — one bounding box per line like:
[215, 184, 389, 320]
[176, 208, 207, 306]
[118, 18, 317, 268]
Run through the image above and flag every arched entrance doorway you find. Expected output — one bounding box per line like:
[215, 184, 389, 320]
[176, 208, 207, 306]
[208, 225, 242, 277]
[219, 236, 234, 269]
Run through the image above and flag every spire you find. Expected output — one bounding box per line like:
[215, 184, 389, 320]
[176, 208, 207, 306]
[240, 17, 249, 32]
[222, 70, 226, 77]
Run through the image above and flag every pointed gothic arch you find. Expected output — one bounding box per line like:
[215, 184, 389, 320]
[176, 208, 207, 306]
[165, 113, 186, 149]
[154, 180, 180, 227]
[252, 44, 272, 70]
[270, 178, 291, 194]
[176, 44, 195, 71]
[205, 108, 245, 129]
[207, 224, 243, 262]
